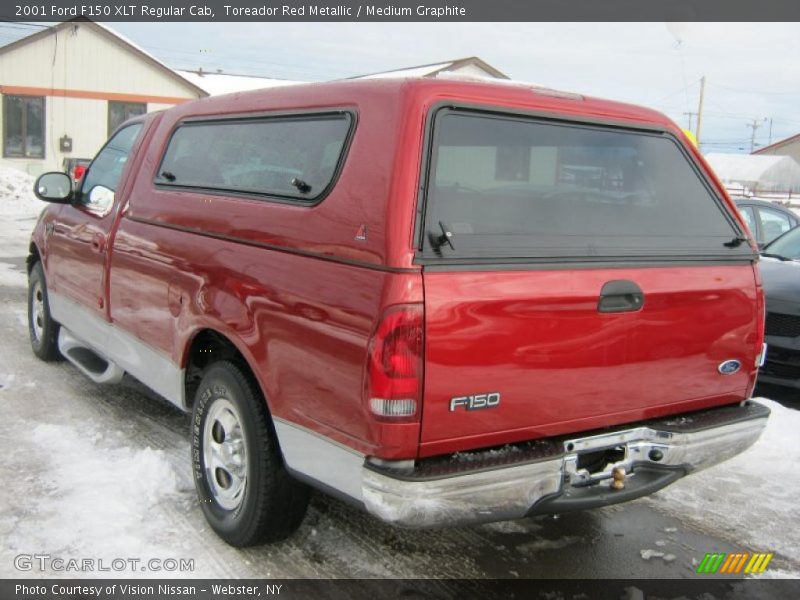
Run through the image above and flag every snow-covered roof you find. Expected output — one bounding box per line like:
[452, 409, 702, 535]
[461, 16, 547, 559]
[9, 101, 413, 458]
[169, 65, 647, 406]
[176, 70, 303, 95]
[705, 153, 800, 191]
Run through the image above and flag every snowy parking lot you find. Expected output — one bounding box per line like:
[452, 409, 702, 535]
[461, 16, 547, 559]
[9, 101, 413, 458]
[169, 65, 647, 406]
[1, 166, 799, 579]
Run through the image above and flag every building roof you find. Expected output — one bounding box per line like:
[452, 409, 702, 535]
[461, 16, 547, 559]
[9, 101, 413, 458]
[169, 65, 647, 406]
[753, 132, 800, 155]
[182, 56, 509, 94]
[176, 69, 303, 95]
[352, 56, 510, 80]
[0, 18, 207, 98]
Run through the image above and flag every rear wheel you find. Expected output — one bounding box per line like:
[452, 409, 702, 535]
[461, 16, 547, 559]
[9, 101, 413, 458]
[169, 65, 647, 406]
[28, 261, 61, 361]
[191, 361, 310, 546]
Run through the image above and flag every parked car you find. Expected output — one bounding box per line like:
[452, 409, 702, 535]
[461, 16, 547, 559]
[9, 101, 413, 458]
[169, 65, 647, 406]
[756, 226, 800, 387]
[62, 157, 92, 185]
[29, 78, 769, 547]
[733, 197, 798, 248]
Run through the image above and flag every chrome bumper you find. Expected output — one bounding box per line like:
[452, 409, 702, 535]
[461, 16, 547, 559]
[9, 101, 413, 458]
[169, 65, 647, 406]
[362, 401, 769, 528]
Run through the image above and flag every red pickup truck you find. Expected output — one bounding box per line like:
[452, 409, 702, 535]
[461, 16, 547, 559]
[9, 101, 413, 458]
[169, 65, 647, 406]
[29, 78, 769, 547]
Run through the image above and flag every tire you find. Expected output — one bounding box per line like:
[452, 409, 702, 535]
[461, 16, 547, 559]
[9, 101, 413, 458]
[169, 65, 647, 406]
[191, 360, 310, 546]
[28, 261, 61, 361]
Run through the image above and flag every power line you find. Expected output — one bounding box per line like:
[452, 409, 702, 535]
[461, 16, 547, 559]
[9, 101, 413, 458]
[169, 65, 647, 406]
[707, 81, 798, 96]
[649, 77, 703, 106]
[0, 19, 51, 29]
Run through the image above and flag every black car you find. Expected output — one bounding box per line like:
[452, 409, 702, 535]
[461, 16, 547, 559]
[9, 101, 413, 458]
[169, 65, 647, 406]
[758, 226, 800, 387]
[733, 197, 798, 248]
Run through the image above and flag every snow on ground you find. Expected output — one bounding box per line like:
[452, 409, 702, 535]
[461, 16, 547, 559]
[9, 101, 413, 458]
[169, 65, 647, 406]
[646, 398, 800, 565]
[5, 423, 190, 575]
[0, 167, 41, 286]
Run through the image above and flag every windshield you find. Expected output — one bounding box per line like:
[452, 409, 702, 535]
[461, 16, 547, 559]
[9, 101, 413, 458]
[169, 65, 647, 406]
[764, 226, 800, 260]
[422, 110, 747, 260]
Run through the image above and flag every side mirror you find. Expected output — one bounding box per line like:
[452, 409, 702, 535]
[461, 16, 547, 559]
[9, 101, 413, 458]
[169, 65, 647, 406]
[86, 185, 115, 215]
[34, 172, 73, 203]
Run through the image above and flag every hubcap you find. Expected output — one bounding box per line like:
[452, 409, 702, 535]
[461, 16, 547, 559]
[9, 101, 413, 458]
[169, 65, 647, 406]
[30, 280, 45, 343]
[203, 397, 247, 510]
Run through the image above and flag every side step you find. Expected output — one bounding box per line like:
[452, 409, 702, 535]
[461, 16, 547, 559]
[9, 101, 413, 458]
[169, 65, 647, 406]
[58, 328, 125, 384]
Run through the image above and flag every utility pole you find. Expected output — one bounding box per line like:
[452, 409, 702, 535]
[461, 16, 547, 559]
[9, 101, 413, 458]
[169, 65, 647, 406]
[768, 118, 774, 145]
[695, 76, 706, 145]
[747, 118, 763, 153]
[683, 112, 697, 131]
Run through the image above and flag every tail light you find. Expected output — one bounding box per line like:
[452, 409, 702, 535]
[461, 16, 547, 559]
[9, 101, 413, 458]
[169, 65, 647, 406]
[73, 165, 87, 182]
[365, 304, 424, 422]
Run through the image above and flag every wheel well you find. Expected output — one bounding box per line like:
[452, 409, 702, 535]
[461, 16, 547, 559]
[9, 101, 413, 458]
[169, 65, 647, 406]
[27, 243, 41, 273]
[184, 329, 258, 409]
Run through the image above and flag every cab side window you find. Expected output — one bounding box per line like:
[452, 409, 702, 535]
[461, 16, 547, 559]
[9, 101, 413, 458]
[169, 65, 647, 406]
[80, 124, 143, 213]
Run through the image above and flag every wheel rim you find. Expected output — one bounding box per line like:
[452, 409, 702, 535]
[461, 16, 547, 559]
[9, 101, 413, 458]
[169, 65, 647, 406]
[203, 397, 248, 510]
[30, 280, 45, 343]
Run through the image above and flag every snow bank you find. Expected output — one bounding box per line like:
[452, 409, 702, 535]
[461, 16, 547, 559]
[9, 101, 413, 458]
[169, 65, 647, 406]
[0, 167, 43, 286]
[647, 398, 800, 564]
[0, 166, 40, 218]
[6, 423, 191, 576]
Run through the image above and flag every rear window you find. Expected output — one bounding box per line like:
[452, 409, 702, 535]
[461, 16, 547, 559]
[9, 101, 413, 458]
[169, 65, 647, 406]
[421, 110, 747, 260]
[156, 113, 352, 202]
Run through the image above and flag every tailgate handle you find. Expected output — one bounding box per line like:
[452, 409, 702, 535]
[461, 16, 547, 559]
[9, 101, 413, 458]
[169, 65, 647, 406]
[598, 280, 644, 313]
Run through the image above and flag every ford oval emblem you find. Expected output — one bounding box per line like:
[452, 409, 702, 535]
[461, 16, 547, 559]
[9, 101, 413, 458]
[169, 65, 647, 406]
[718, 360, 742, 375]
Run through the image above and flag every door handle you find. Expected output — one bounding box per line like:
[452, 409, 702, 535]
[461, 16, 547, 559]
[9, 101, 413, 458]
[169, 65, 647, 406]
[91, 232, 106, 253]
[598, 280, 644, 313]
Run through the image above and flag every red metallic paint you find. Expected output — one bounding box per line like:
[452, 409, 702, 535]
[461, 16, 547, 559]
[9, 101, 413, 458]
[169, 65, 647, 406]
[420, 266, 760, 457]
[30, 79, 762, 462]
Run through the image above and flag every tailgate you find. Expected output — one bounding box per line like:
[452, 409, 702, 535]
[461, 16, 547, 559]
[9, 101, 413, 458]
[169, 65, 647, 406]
[415, 106, 760, 456]
[420, 265, 760, 453]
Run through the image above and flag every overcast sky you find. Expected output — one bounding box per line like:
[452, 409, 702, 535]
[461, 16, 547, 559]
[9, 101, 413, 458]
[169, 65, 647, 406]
[4, 21, 800, 153]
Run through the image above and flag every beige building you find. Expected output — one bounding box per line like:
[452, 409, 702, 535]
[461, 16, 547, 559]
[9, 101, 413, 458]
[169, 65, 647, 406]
[0, 19, 207, 174]
[1, 17, 507, 176]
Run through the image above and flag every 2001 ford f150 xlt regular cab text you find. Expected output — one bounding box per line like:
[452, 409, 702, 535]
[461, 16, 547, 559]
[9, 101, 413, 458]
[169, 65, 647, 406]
[28, 78, 769, 546]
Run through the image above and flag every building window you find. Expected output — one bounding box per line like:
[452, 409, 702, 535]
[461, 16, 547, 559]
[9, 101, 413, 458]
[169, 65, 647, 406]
[108, 101, 146, 135]
[495, 146, 531, 181]
[3, 95, 45, 159]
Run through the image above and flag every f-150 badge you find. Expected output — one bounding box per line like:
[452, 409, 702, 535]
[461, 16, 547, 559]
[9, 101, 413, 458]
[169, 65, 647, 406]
[450, 392, 500, 412]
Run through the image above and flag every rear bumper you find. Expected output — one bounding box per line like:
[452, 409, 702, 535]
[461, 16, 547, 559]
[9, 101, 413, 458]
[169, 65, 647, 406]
[362, 401, 769, 528]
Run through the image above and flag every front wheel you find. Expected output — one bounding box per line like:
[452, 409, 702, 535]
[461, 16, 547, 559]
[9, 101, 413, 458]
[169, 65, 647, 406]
[191, 361, 310, 546]
[28, 261, 61, 361]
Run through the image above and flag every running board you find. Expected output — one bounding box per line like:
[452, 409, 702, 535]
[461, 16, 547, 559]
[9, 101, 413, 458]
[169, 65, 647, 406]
[58, 328, 125, 385]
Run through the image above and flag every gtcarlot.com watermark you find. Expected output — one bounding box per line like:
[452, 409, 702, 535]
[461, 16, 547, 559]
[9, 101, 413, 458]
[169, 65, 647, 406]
[14, 554, 194, 573]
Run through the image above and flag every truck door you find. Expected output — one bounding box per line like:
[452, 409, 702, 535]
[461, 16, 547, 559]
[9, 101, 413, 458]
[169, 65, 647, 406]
[47, 123, 144, 319]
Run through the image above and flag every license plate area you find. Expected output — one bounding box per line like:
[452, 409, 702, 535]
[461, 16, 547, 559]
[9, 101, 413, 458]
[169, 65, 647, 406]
[562, 426, 674, 487]
[565, 444, 629, 487]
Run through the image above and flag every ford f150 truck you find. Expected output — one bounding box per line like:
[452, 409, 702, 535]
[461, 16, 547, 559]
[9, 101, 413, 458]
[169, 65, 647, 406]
[29, 78, 769, 547]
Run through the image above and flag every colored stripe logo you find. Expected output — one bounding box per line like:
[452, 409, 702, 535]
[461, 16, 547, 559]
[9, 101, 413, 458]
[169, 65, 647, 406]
[696, 552, 773, 574]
